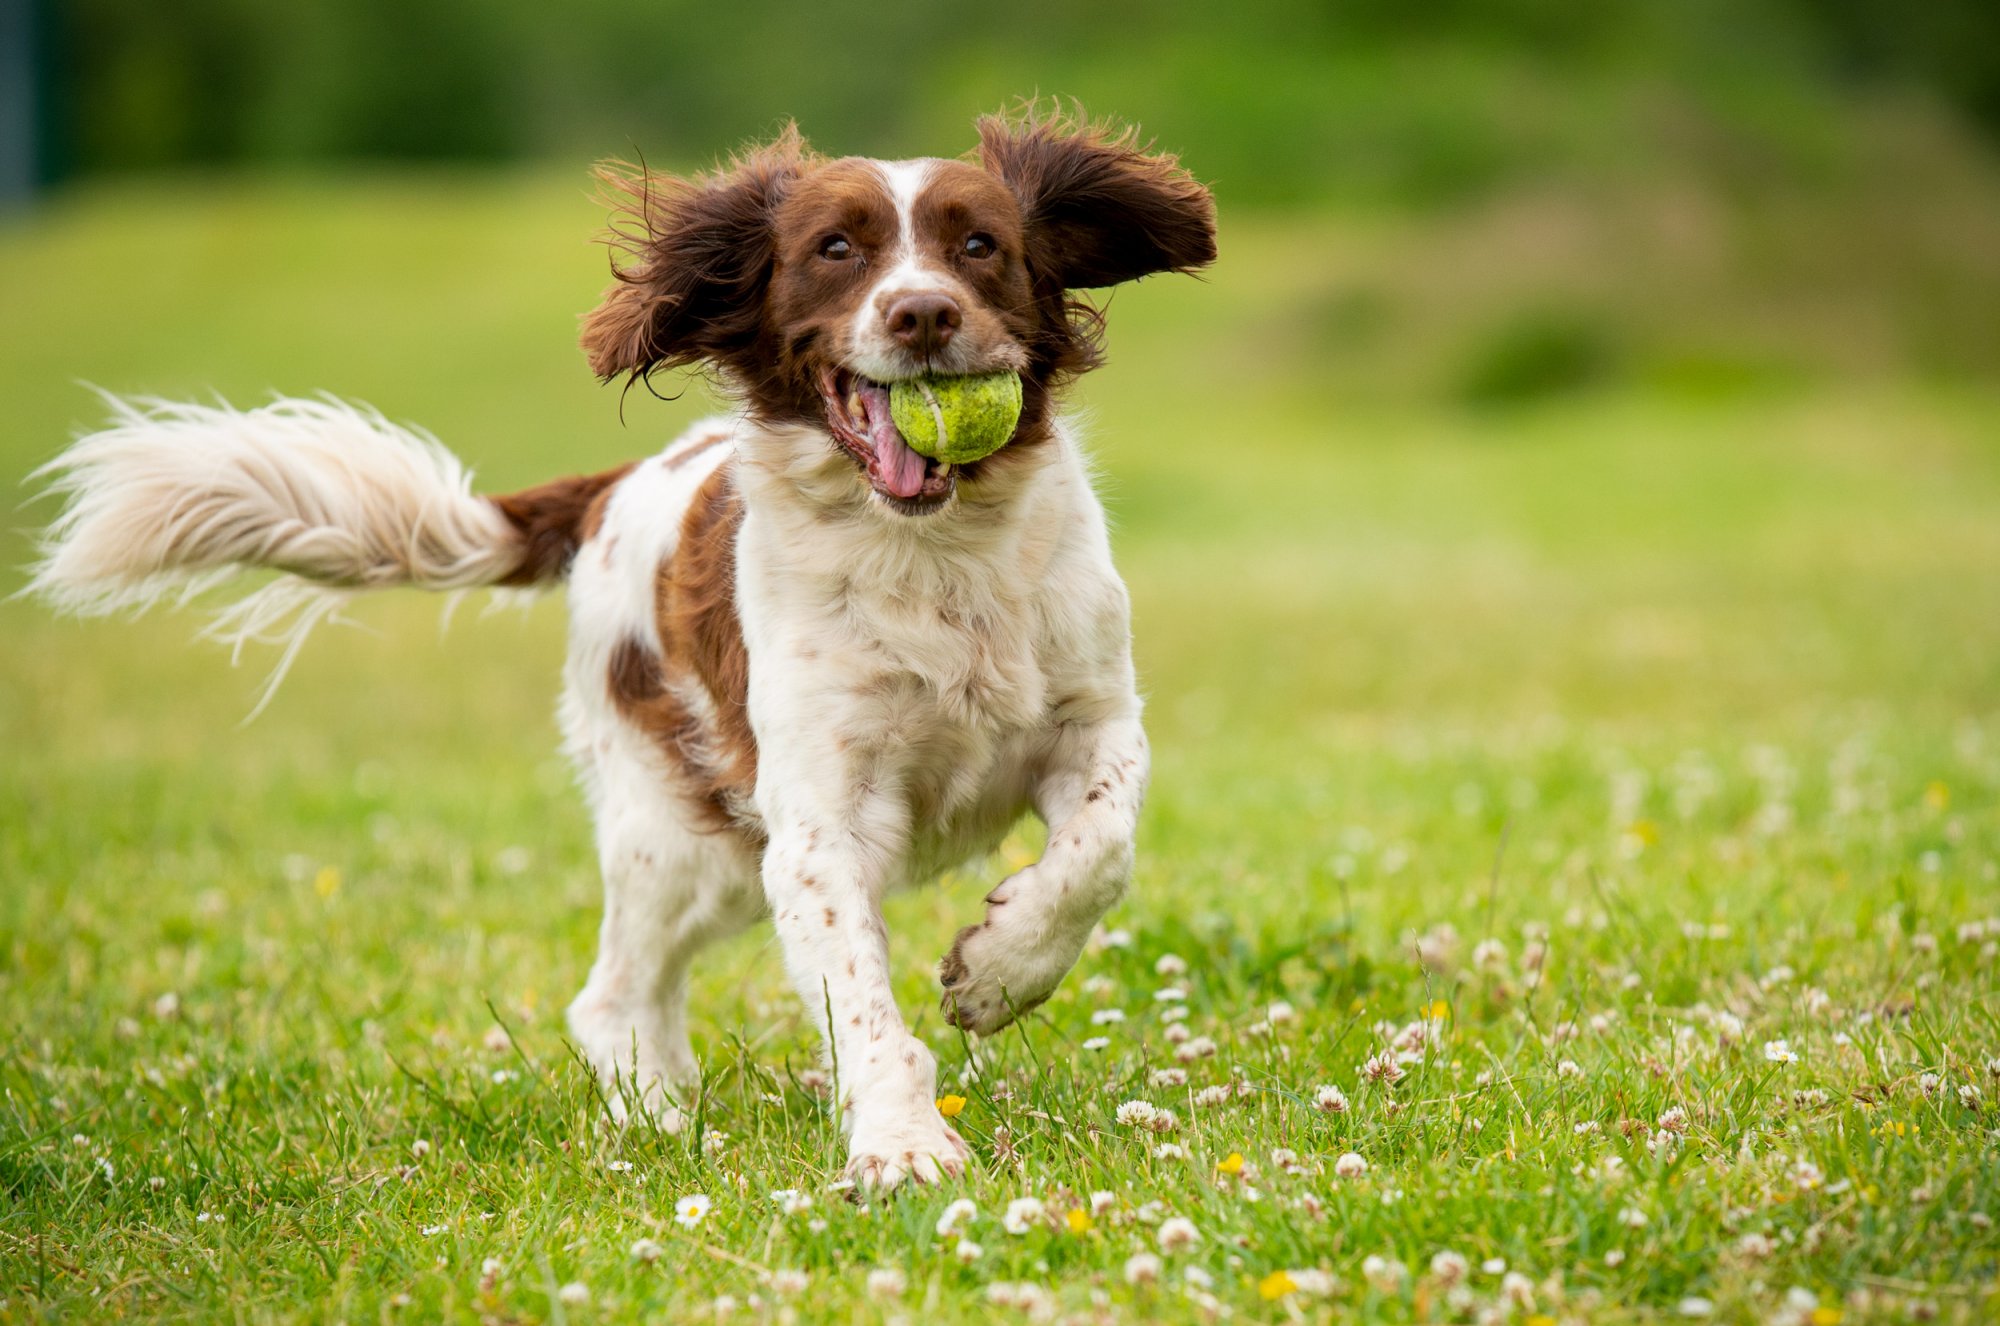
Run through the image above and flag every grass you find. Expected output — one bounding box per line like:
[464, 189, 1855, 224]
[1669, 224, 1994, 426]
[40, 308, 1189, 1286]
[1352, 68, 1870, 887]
[2, 168, 1998, 1323]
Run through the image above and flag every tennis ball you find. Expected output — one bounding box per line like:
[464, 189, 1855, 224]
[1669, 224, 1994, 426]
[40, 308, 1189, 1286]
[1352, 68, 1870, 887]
[888, 371, 1023, 465]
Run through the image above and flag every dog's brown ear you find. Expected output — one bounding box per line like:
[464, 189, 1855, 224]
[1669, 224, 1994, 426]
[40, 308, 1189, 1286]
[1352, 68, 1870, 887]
[582, 126, 812, 384]
[976, 108, 1217, 291]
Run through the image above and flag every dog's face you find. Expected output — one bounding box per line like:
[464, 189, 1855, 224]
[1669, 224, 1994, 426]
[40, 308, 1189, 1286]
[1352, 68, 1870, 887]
[581, 113, 1217, 517]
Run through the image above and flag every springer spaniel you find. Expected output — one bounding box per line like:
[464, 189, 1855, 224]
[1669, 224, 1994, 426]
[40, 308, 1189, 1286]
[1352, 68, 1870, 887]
[30, 111, 1218, 1189]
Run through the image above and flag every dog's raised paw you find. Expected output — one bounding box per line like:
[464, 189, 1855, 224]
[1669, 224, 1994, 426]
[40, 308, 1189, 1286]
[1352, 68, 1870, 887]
[938, 921, 1054, 1035]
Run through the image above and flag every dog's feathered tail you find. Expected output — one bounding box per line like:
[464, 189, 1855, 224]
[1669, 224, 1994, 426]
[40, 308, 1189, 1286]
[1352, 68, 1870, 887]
[27, 393, 625, 713]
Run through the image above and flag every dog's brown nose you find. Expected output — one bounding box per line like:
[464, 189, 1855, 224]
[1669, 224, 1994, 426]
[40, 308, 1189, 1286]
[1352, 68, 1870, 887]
[884, 293, 962, 355]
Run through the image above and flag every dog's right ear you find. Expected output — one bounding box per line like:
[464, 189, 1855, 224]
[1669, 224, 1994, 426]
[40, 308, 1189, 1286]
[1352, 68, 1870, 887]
[582, 127, 811, 384]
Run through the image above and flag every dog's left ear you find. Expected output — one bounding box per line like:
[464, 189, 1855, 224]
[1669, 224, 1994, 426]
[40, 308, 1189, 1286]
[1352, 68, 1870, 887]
[582, 126, 811, 384]
[977, 110, 1217, 291]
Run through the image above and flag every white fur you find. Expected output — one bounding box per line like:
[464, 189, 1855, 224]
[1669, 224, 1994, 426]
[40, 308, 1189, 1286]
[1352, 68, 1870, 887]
[558, 409, 1147, 1187]
[28, 394, 522, 712]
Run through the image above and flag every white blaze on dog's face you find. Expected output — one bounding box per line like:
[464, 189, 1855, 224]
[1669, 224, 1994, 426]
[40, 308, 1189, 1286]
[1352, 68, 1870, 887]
[579, 117, 1218, 517]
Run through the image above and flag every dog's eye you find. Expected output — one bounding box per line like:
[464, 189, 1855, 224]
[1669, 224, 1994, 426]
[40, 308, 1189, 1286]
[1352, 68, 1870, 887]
[963, 233, 996, 260]
[819, 235, 853, 261]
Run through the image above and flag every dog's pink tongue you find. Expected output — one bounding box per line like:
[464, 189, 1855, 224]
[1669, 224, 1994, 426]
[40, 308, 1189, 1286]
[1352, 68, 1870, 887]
[857, 382, 927, 499]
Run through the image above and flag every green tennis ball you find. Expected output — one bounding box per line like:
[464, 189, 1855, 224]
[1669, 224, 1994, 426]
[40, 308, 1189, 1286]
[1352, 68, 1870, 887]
[888, 372, 1023, 465]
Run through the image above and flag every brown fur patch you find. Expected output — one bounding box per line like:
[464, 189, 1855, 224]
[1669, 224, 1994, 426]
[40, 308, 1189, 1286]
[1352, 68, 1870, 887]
[489, 463, 637, 586]
[602, 461, 760, 837]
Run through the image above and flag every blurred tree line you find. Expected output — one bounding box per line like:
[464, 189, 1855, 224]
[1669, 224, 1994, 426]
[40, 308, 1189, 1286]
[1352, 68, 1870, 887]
[31, 0, 2000, 202]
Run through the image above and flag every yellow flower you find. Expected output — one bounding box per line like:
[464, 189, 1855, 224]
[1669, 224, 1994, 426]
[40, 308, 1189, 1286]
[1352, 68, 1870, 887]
[1425, 999, 1450, 1021]
[1628, 818, 1660, 844]
[1216, 1152, 1245, 1175]
[936, 1095, 966, 1119]
[1528, 1316, 1558, 1326]
[1258, 1271, 1297, 1301]
[1065, 1209, 1092, 1234]
[1810, 1310, 1842, 1326]
[1923, 780, 1949, 811]
[313, 866, 341, 899]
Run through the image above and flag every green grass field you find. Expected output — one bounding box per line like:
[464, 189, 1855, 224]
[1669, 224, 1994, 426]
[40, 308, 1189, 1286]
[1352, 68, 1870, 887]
[3, 170, 1998, 1323]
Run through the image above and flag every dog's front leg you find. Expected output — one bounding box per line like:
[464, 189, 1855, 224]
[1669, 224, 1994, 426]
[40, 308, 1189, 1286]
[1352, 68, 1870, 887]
[941, 711, 1148, 1034]
[763, 805, 969, 1190]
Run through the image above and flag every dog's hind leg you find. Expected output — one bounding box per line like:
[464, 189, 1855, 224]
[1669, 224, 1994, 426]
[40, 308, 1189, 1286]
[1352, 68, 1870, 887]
[940, 711, 1148, 1035]
[565, 761, 763, 1129]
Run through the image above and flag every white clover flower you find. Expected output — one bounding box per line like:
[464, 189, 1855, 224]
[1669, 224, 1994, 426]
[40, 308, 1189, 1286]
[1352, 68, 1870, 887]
[1174, 1036, 1218, 1064]
[769, 1269, 808, 1295]
[410, 1139, 431, 1159]
[1268, 1000, 1297, 1025]
[1359, 1053, 1404, 1086]
[1556, 1059, 1583, 1080]
[1500, 1270, 1535, 1308]
[1193, 1085, 1232, 1108]
[1082, 1036, 1110, 1051]
[1430, 1250, 1469, 1284]
[1124, 1252, 1163, 1284]
[1158, 1217, 1200, 1253]
[1149, 1067, 1187, 1088]
[1090, 1190, 1117, 1217]
[1472, 939, 1508, 969]
[1712, 1011, 1745, 1043]
[935, 1197, 977, 1237]
[1604, 1249, 1626, 1267]
[1314, 1085, 1350, 1114]
[1735, 1232, 1774, 1259]
[630, 1236, 663, 1262]
[1160, 1004, 1190, 1023]
[1154, 986, 1187, 1003]
[1148, 1108, 1181, 1134]
[675, 1193, 712, 1227]
[1116, 1100, 1159, 1128]
[1091, 1008, 1127, 1025]
[864, 1268, 905, 1299]
[773, 1188, 814, 1216]
[1763, 1040, 1799, 1064]
[1619, 1206, 1649, 1228]
[1290, 1268, 1336, 1295]
[1154, 954, 1188, 977]
[1481, 1258, 1507, 1275]
[1164, 1022, 1192, 1045]
[1678, 1297, 1714, 1316]
[557, 1282, 590, 1307]
[955, 1238, 983, 1263]
[1153, 1142, 1188, 1160]
[1362, 1254, 1407, 1292]
[1334, 1151, 1368, 1178]
[1002, 1196, 1046, 1234]
[1658, 1105, 1689, 1133]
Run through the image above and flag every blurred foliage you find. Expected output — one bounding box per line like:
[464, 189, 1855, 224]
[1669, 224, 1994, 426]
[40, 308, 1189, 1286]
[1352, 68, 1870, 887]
[43, 0, 2000, 205]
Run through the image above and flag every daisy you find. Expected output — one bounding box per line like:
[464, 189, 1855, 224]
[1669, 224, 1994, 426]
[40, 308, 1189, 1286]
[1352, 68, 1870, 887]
[675, 1193, 712, 1228]
[1764, 1040, 1799, 1064]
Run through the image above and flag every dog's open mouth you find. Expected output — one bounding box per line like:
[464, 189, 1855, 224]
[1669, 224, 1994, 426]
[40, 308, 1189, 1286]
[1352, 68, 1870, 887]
[818, 367, 956, 514]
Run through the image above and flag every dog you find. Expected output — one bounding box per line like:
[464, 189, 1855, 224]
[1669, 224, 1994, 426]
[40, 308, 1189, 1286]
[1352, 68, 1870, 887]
[29, 110, 1217, 1189]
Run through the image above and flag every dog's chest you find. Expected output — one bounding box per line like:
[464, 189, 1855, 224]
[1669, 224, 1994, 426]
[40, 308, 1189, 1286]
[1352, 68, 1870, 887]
[794, 570, 1051, 831]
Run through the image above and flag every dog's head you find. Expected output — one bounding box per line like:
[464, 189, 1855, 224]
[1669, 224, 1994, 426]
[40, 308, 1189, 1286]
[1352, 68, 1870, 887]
[582, 110, 1217, 518]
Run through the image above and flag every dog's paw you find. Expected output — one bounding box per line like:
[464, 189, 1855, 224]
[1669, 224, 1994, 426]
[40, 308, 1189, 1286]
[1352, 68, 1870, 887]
[844, 1113, 971, 1191]
[938, 874, 1071, 1034]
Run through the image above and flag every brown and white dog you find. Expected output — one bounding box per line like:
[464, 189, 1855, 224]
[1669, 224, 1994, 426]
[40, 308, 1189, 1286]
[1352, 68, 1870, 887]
[29, 111, 1217, 1188]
